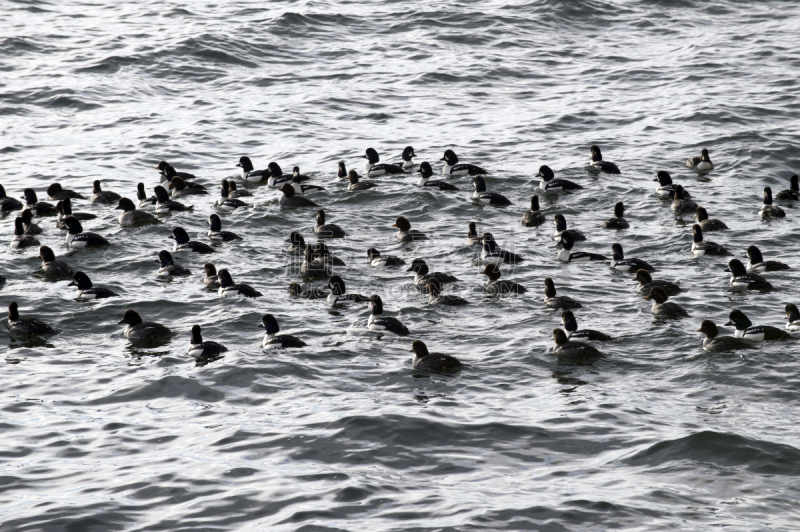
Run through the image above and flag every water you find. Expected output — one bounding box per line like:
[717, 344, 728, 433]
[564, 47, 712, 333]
[2, 0, 799, 529]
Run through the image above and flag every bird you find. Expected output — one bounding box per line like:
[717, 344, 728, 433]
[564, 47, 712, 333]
[553, 214, 586, 242]
[337, 161, 348, 179]
[694, 206, 728, 231]
[603, 202, 629, 229]
[632, 269, 681, 297]
[775, 175, 799, 201]
[482, 233, 522, 265]
[64, 217, 110, 248]
[279, 183, 318, 208]
[483, 264, 527, 295]
[326, 275, 369, 305]
[156, 250, 191, 277]
[21, 209, 42, 235]
[367, 295, 410, 335]
[759, 187, 785, 219]
[207, 214, 241, 242]
[215, 180, 249, 209]
[670, 185, 698, 214]
[348, 170, 377, 191]
[552, 329, 604, 360]
[398, 146, 417, 168]
[521, 196, 546, 226]
[407, 258, 459, 289]
[314, 209, 346, 238]
[367, 248, 405, 267]
[0, 184, 23, 212]
[236, 156, 269, 183]
[440, 149, 487, 176]
[10, 217, 39, 249]
[55, 197, 96, 229]
[691, 225, 729, 257]
[260, 314, 307, 349]
[472, 176, 511, 206]
[286, 231, 306, 255]
[393, 216, 427, 242]
[170, 227, 215, 254]
[116, 197, 158, 226]
[410, 340, 462, 372]
[543, 277, 580, 309]
[266, 163, 299, 187]
[558, 232, 608, 263]
[119, 309, 173, 346]
[696, 320, 755, 353]
[187, 324, 228, 359]
[292, 166, 310, 181]
[725, 309, 796, 343]
[154, 185, 193, 213]
[203, 263, 219, 288]
[587, 145, 620, 175]
[467, 221, 481, 246]
[416, 161, 459, 190]
[785, 304, 800, 331]
[90, 180, 121, 204]
[291, 172, 326, 195]
[7, 301, 57, 337]
[68, 271, 119, 299]
[39, 245, 75, 279]
[538, 165, 583, 193]
[288, 282, 329, 300]
[725, 259, 772, 291]
[427, 277, 469, 306]
[156, 161, 196, 182]
[170, 176, 209, 198]
[362, 148, 406, 177]
[300, 246, 331, 280]
[561, 310, 612, 341]
[654, 171, 690, 198]
[686, 148, 714, 172]
[47, 183, 84, 201]
[217, 268, 262, 298]
[137, 183, 157, 209]
[744, 245, 789, 272]
[645, 286, 689, 318]
[21, 188, 57, 216]
[161, 166, 206, 191]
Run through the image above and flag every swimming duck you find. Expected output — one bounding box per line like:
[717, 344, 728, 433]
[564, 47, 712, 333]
[775, 175, 799, 201]
[694, 206, 728, 231]
[552, 329, 604, 361]
[7, 301, 57, 337]
[116, 197, 158, 226]
[279, 183, 318, 208]
[440, 149, 487, 176]
[686, 148, 714, 172]
[632, 269, 681, 297]
[696, 320, 755, 353]
[543, 277, 580, 309]
[691, 224, 729, 257]
[759, 187, 785, 219]
[417, 162, 459, 190]
[393, 216, 428, 242]
[725, 308, 796, 342]
[410, 340, 462, 372]
[725, 259, 772, 291]
[645, 286, 688, 318]
[587, 145, 621, 175]
[367, 295, 410, 336]
[367, 248, 405, 267]
[0, 184, 23, 212]
[602, 202, 629, 229]
[314, 209, 346, 238]
[427, 277, 469, 306]
[90, 180, 121, 204]
[557, 232, 608, 263]
[670, 185, 698, 214]
[553, 214, 585, 242]
[187, 324, 228, 360]
[744, 245, 789, 271]
[348, 170, 377, 191]
[472, 176, 511, 206]
[47, 183, 84, 201]
[119, 309, 173, 346]
[521, 196, 546, 226]
[483, 264, 527, 295]
[561, 310, 612, 341]
[261, 314, 307, 349]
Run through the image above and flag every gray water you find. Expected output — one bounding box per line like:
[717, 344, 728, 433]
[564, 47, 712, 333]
[2, 0, 800, 530]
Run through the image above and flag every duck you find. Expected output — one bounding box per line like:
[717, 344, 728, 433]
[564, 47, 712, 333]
[292, 166, 310, 181]
[410, 340, 462, 372]
[288, 282, 329, 300]
[785, 304, 800, 331]
[654, 171, 690, 198]
[20, 209, 42, 235]
[744, 245, 789, 271]
[261, 314, 307, 349]
[725, 259, 772, 291]
[10, 217, 39, 249]
[55, 198, 96, 229]
[399, 146, 417, 168]
[68, 271, 119, 299]
[337, 161, 348, 179]
[116, 197, 158, 226]
[645, 286, 689, 318]
[483, 264, 527, 295]
[407, 258, 459, 289]
[38, 245, 75, 279]
[467, 221, 481, 246]
[279, 183, 319, 208]
[543, 277, 580, 309]
[427, 277, 469, 306]
[64, 217, 110, 248]
[691, 225, 729, 257]
[670, 185, 698, 214]
[156, 161, 196, 182]
[538, 165, 583, 193]
[217, 268, 262, 298]
[154, 185, 193, 213]
[694, 206, 728, 231]
[326, 275, 369, 305]
[170, 176, 209, 198]
[472, 176, 511, 206]
[207, 214, 241, 242]
[482, 233, 522, 265]
[775, 175, 799, 201]
[440, 149, 487, 176]
[170, 227, 215, 254]
[291, 173, 325, 195]
[300, 246, 331, 280]
[90, 180, 121, 204]
[557, 232, 608, 263]
[226, 180, 251, 198]
[686, 148, 714, 172]
[0, 184, 23, 212]
[552, 329, 604, 361]
[203, 263, 219, 288]
[215, 180, 249, 209]
[759, 187, 785, 219]
[7, 301, 57, 337]
[362, 148, 407, 177]
[393, 216, 428, 242]
[587, 145, 621, 175]
[553, 214, 586, 242]
[602, 202, 629, 229]
[187, 324, 228, 359]
[286, 231, 306, 255]
[521, 196, 546, 226]
[22, 188, 57, 216]
[725, 308, 796, 342]
[265, 162, 296, 187]
[367, 248, 405, 267]
[236, 156, 269, 183]
[348, 170, 377, 191]
[416, 161, 458, 190]
[47, 183, 84, 201]
[561, 310, 611, 341]
[696, 320, 755, 353]
[156, 250, 191, 277]
[632, 269, 681, 297]
[314, 209, 346, 238]
[119, 309, 173, 346]
[367, 295, 410, 336]
[137, 183, 157, 209]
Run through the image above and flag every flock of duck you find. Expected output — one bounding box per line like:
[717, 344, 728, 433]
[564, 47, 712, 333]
[3, 145, 799, 370]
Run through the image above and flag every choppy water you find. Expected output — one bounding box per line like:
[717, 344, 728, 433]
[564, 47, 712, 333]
[2, 0, 800, 529]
